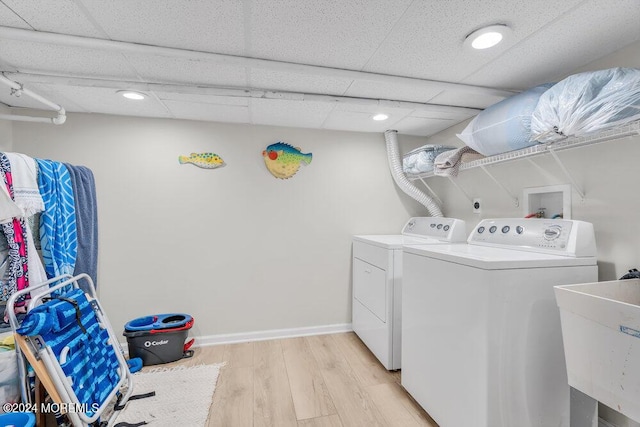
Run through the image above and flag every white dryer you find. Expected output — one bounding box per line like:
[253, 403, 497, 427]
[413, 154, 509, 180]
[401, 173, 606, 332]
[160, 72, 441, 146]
[352, 217, 466, 370]
[402, 218, 598, 427]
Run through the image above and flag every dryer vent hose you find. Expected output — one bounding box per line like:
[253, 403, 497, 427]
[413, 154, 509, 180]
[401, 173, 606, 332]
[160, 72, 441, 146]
[384, 129, 443, 217]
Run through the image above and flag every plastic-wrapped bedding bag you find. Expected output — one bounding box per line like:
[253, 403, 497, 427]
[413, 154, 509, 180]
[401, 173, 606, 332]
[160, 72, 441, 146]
[531, 67, 640, 143]
[456, 83, 554, 156]
[403, 145, 456, 175]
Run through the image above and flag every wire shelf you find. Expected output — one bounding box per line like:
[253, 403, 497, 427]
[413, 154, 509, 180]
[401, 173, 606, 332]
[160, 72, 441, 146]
[408, 120, 640, 180]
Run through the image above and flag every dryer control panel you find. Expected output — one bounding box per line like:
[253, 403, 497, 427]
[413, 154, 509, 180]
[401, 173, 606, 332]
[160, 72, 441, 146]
[402, 217, 467, 243]
[469, 218, 596, 257]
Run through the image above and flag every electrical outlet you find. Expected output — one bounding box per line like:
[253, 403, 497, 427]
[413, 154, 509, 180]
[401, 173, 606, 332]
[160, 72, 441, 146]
[473, 198, 482, 214]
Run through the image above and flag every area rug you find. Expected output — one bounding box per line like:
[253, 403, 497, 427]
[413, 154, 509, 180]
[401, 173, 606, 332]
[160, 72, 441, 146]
[114, 364, 223, 426]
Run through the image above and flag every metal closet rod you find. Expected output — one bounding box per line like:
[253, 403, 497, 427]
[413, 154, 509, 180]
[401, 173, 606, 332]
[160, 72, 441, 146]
[0, 73, 66, 125]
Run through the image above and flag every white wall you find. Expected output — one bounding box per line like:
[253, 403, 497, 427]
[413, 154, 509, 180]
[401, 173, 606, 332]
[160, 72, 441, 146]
[11, 114, 427, 338]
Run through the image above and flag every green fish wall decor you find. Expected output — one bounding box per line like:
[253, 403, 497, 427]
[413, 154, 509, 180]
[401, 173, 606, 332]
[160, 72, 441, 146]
[262, 142, 312, 179]
[178, 152, 225, 169]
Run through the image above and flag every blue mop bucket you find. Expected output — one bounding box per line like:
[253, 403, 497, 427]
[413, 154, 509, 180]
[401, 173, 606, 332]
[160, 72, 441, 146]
[124, 313, 194, 366]
[0, 412, 36, 427]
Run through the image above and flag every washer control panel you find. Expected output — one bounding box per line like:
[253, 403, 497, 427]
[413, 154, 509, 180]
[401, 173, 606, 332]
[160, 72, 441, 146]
[469, 218, 596, 257]
[402, 217, 467, 243]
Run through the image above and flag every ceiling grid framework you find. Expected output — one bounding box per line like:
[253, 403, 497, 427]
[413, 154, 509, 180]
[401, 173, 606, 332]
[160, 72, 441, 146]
[0, 0, 638, 136]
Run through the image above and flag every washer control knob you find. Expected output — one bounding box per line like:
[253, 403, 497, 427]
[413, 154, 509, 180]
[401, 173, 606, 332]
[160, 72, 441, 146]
[430, 223, 436, 228]
[516, 226, 524, 234]
[443, 225, 450, 231]
[502, 226, 510, 234]
[437, 224, 443, 229]
[407, 220, 415, 229]
[477, 226, 485, 233]
[544, 225, 562, 240]
[489, 226, 497, 233]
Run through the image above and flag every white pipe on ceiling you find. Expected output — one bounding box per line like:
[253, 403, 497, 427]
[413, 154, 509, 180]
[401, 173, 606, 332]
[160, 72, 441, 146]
[0, 26, 516, 100]
[6, 72, 482, 116]
[0, 73, 66, 124]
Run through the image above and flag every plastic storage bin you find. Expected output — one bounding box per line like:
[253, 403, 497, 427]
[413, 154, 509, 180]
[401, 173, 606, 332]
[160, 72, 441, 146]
[0, 412, 36, 427]
[123, 313, 195, 366]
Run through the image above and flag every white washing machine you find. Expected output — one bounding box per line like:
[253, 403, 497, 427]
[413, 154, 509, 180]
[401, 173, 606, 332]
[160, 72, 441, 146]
[352, 217, 467, 370]
[402, 218, 598, 427]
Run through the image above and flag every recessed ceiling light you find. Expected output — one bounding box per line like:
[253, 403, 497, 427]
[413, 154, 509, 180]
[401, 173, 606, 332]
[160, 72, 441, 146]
[117, 90, 146, 100]
[465, 24, 510, 50]
[372, 113, 389, 121]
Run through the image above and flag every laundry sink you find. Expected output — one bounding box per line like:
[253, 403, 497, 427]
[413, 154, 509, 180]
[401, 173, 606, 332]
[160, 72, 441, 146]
[555, 279, 640, 422]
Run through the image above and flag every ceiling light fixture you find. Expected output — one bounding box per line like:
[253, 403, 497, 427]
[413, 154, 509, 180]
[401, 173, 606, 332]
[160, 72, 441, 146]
[372, 113, 389, 121]
[465, 24, 510, 50]
[118, 90, 146, 100]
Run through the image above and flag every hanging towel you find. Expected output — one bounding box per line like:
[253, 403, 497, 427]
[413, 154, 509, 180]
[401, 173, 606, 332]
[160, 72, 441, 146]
[65, 163, 98, 291]
[36, 159, 77, 283]
[0, 182, 22, 224]
[433, 146, 484, 177]
[5, 153, 45, 217]
[0, 154, 29, 304]
[4, 153, 48, 290]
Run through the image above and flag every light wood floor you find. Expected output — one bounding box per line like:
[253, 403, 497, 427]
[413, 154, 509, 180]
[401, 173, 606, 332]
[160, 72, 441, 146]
[162, 332, 438, 427]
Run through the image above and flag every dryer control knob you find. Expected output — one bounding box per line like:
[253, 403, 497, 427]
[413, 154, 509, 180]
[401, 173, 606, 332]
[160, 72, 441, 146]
[544, 226, 562, 240]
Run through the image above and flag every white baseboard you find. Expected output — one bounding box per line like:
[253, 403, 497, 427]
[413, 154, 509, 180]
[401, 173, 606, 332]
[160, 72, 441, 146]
[194, 323, 353, 347]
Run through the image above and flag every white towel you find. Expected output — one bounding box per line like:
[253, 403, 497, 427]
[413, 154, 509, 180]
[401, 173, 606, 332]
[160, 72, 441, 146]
[434, 146, 484, 177]
[5, 153, 45, 217]
[0, 183, 21, 224]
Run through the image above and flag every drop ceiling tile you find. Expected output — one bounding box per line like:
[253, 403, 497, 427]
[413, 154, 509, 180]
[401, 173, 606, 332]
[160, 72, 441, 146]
[0, 85, 51, 109]
[35, 85, 171, 118]
[0, 40, 138, 79]
[363, 0, 584, 84]
[2, 0, 104, 36]
[164, 100, 250, 123]
[344, 80, 444, 104]
[81, 0, 245, 54]
[393, 116, 459, 137]
[0, 82, 87, 115]
[410, 108, 476, 121]
[23, 83, 88, 113]
[125, 55, 248, 87]
[249, 69, 352, 95]
[250, 98, 334, 129]
[0, 3, 31, 29]
[462, 0, 640, 89]
[331, 101, 413, 115]
[427, 91, 508, 110]
[249, 0, 413, 69]
[322, 106, 412, 133]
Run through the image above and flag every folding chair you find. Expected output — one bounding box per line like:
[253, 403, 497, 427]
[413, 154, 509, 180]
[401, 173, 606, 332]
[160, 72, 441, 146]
[7, 274, 134, 426]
